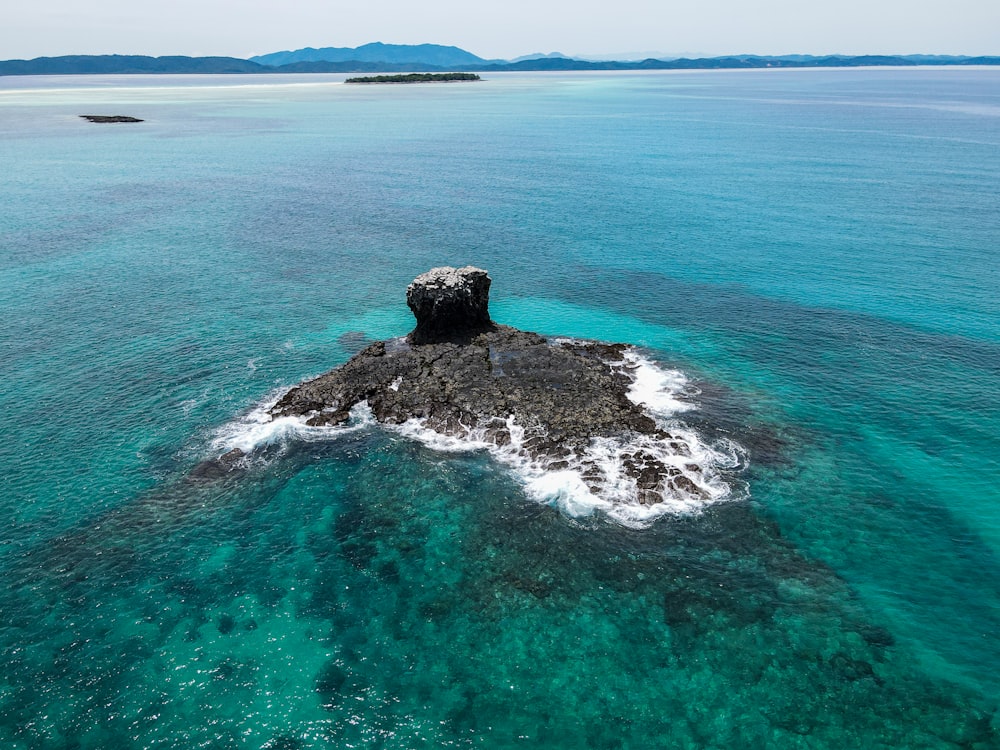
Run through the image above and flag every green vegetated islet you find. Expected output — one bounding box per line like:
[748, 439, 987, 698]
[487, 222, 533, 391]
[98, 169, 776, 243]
[345, 72, 480, 84]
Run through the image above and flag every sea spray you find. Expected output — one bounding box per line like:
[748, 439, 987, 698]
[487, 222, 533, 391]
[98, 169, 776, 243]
[212, 392, 375, 458]
[386, 351, 743, 526]
[205, 353, 741, 524]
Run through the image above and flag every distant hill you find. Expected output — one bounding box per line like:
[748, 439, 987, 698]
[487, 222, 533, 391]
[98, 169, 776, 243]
[510, 52, 569, 63]
[1, 49, 998, 77]
[468, 54, 1000, 71]
[0, 55, 266, 76]
[250, 42, 492, 68]
[263, 60, 452, 74]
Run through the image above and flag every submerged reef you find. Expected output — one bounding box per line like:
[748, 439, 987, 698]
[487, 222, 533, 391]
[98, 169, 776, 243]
[268, 267, 730, 511]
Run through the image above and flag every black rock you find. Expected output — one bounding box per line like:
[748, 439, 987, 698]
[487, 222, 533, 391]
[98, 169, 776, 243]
[406, 266, 493, 344]
[271, 326, 653, 446]
[80, 115, 144, 123]
[265, 268, 715, 508]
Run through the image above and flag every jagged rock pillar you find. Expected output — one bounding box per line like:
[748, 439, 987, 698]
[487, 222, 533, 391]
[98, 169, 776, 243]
[406, 266, 493, 344]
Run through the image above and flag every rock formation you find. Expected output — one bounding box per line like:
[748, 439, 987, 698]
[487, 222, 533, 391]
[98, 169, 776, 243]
[406, 266, 493, 344]
[80, 115, 144, 123]
[268, 267, 722, 508]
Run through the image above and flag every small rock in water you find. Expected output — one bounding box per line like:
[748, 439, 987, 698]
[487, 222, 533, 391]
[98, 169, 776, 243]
[80, 115, 144, 123]
[261, 267, 725, 512]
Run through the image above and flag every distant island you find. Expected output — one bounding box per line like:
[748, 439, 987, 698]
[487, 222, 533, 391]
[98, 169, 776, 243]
[80, 115, 143, 123]
[345, 73, 480, 83]
[1, 44, 998, 76]
[251, 42, 488, 69]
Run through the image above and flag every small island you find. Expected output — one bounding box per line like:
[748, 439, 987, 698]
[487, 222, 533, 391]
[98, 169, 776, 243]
[344, 73, 480, 84]
[79, 115, 144, 123]
[231, 266, 732, 514]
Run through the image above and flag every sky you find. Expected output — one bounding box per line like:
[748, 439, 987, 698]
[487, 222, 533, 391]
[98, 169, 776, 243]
[3, 0, 998, 61]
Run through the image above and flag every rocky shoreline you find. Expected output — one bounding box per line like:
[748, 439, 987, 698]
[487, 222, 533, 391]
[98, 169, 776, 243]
[264, 267, 727, 509]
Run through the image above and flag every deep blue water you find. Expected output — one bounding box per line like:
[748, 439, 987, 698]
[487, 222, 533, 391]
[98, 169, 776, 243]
[1, 69, 999, 748]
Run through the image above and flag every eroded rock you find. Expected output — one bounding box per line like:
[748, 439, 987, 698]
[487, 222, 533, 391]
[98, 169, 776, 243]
[265, 267, 726, 510]
[406, 266, 493, 344]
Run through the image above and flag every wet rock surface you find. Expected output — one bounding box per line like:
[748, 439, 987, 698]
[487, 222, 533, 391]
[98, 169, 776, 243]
[273, 327, 650, 440]
[270, 267, 716, 507]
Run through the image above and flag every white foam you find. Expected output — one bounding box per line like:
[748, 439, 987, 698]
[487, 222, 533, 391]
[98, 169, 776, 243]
[211, 392, 374, 456]
[211, 350, 743, 527]
[388, 419, 494, 460]
[385, 352, 744, 527]
[621, 351, 692, 416]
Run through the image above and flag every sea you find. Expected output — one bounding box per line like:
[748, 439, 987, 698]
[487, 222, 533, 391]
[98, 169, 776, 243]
[1, 68, 998, 748]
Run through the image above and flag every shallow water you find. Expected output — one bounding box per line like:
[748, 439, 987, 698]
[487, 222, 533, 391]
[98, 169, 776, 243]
[1, 69, 999, 748]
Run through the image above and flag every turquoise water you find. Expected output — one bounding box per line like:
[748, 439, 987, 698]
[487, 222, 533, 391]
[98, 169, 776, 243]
[1, 69, 999, 748]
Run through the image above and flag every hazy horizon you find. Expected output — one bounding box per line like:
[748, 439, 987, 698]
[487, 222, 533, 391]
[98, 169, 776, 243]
[3, 43, 997, 64]
[3, 0, 998, 61]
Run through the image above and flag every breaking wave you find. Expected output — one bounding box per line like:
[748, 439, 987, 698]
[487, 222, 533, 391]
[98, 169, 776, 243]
[210, 390, 374, 457]
[388, 349, 745, 527]
[207, 351, 744, 526]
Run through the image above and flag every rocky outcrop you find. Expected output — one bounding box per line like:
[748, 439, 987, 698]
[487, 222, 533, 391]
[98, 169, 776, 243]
[406, 266, 493, 344]
[268, 267, 719, 508]
[80, 115, 144, 123]
[273, 326, 650, 441]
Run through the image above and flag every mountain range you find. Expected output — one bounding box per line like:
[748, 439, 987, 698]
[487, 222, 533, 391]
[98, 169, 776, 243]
[2, 43, 998, 76]
[249, 42, 496, 68]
